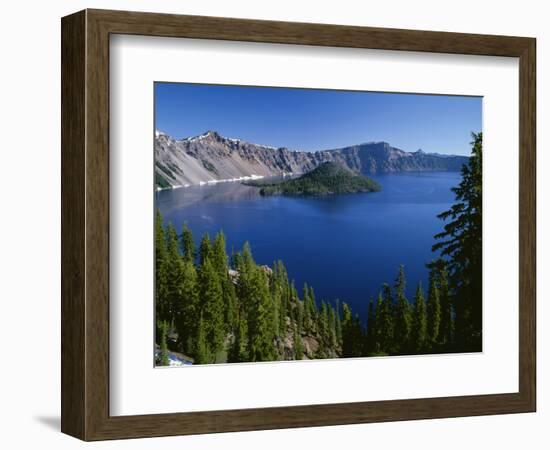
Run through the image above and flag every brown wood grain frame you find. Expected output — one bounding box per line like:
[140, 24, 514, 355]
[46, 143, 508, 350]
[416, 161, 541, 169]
[61, 9, 536, 441]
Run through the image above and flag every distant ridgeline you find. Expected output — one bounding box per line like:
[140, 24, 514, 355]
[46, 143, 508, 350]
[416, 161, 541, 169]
[154, 130, 469, 189]
[247, 162, 381, 196]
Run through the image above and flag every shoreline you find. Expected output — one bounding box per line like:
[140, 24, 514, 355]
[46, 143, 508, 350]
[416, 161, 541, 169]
[156, 173, 278, 191]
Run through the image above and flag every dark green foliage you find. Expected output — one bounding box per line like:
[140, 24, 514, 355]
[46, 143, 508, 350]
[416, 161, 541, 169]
[246, 268, 278, 362]
[193, 315, 210, 364]
[199, 233, 212, 266]
[317, 301, 330, 357]
[255, 162, 381, 196]
[272, 261, 289, 337]
[426, 271, 441, 346]
[335, 299, 343, 347]
[155, 210, 169, 323]
[155, 172, 171, 189]
[158, 321, 170, 366]
[341, 303, 363, 357]
[173, 260, 198, 354]
[198, 258, 224, 362]
[295, 298, 304, 333]
[365, 298, 377, 355]
[393, 265, 411, 353]
[294, 328, 304, 360]
[410, 283, 427, 353]
[201, 158, 218, 174]
[378, 284, 394, 353]
[211, 231, 238, 332]
[212, 231, 228, 278]
[181, 223, 195, 263]
[432, 132, 482, 351]
[222, 277, 238, 333]
[302, 283, 314, 333]
[427, 258, 453, 346]
[165, 222, 184, 322]
[228, 318, 249, 363]
[438, 264, 453, 346]
[328, 305, 337, 348]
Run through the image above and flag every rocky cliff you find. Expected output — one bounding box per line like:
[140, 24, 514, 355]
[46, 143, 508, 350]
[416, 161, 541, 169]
[155, 130, 468, 188]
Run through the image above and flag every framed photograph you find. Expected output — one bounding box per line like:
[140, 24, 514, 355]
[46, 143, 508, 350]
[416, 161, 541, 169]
[61, 9, 536, 441]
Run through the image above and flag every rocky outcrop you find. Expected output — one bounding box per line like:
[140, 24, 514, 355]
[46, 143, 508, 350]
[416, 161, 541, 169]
[155, 130, 468, 188]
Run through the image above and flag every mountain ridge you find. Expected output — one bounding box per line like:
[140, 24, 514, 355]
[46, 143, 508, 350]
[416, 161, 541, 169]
[155, 130, 469, 188]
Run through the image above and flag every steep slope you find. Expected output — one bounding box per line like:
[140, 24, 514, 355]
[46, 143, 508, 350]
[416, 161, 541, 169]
[155, 130, 468, 188]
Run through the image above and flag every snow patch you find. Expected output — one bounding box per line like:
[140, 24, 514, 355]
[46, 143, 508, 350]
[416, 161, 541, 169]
[197, 174, 265, 186]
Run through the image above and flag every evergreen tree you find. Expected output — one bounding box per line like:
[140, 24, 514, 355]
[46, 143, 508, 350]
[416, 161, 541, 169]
[158, 321, 170, 366]
[295, 298, 304, 333]
[302, 283, 312, 332]
[393, 265, 411, 353]
[211, 231, 238, 331]
[373, 293, 384, 353]
[155, 210, 169, 323]
[294, 328, 304, 360]
[410, 283, 427, 353]
[341, 303, 363, 357]
[378, 284, 394, 354]
[199, 258, 224, 362]
[318, 301, 330, 356]
[281, 263, 291, 322]
[426, 271, 441, 348]
[328, 304, 337, 348]
[234, 242, 256, 312]
[222, 277, 238, 333]
[433, 132, 482, 351]
[246, 268, 277, 361]
[173, 260, 198, 354]
[199, 233, 212, 266]
[309, 286, 317, 323]
[438, 262, 453, 346]
[286, 281, 298, 324]
[228, 318, 249, 363]
[268, 267, 281, 339]
[366, 297, 377, 355]
[212, 231, 228, 278]
[193, 315, 210, 364]
[181, 223, 195, 263]
[427, 258, 453, 347]
[335, 299, 343, 347]
[235, 243, 277, 361]
[272, 261, 288, 337]
[240, 241, 255, 270]
[165, 222, 184, 323]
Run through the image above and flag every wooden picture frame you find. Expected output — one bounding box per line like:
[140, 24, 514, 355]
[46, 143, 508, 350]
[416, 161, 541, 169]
[61, 9, 536, 441]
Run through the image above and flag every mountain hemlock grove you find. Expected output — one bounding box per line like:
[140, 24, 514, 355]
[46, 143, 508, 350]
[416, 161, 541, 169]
[155, 130, 469, 189]
[155, 132, 482, 365]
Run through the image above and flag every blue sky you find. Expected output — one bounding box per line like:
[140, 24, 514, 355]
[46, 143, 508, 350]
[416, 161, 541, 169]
[155, 82, 482, 156]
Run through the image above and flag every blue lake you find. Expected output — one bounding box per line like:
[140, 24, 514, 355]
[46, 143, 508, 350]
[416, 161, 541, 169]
[156, 172, 460, 320]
